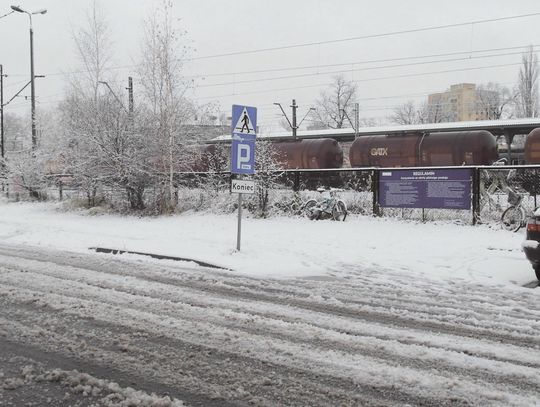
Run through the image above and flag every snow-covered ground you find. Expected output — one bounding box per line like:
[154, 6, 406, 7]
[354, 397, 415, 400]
[1, 200, 540, 406]
[0, 200, 535, 286]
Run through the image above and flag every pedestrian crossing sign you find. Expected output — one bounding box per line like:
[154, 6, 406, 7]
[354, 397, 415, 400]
[232, 105, 257, 135]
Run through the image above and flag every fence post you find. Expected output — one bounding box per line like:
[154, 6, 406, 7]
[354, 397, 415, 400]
[472, 168, 480, 225]
[372, 169, 380, 217]
[293, 171, 300, 192]
[534, 168, 538, 209]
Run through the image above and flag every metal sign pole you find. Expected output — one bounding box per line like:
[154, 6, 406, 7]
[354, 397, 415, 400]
[230, 104, 257, 252]
[237, 193, 242, 251]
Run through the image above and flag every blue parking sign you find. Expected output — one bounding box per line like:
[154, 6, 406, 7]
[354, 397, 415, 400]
[231, 133, 256, 174]
[231, 105, 257, 174]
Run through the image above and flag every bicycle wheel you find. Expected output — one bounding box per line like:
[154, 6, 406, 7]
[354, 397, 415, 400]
[303, 199, 318, 219]
[332, 200, 348, 221]
[501, 206, 525, 232]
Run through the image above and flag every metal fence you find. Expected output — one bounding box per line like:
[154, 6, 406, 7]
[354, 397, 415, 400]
[6, 165, 540, 226]
[264, 165, 540, 225]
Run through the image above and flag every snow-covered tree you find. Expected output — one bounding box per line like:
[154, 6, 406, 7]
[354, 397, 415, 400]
[59, 0, 151, 210]
[192, 143, 229, 204]
[137, 0, 196, 212]
[252, 140, 284, 217]
[7, 151, 48, 200]
[3, 112, 28, 152]
[60, 0, 115, 206]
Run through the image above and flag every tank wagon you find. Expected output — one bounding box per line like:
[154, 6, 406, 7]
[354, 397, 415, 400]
[192, 138, 343, 171]
[272, 138, 343, 169]
[349, 130, 498, 167]
[525, 128, 540, 164]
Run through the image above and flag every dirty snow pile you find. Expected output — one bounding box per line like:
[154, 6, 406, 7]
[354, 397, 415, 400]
[1, 362, 185, 406]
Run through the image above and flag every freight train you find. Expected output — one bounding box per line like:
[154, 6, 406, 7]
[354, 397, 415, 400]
[196, 127, 540, 172]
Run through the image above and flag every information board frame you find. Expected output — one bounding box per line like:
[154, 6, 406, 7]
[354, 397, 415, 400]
[378, 168, 472, 210]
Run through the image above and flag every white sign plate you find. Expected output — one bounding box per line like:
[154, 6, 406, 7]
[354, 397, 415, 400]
[231, 179, 256, 194]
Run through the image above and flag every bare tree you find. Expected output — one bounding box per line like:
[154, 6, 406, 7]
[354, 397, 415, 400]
[61, 0, 117, 207]
[425, 96, 455, 123]
[516, 46, 539, 118]
[71, 0, 113, 103]
[389, 100, 430, 125]
[390, 101, 416, 125]
[476, 82, 515, 120]
[138, 0, 195, 212]
[60, 0, 151, 210]
[315, 75, 358, 129]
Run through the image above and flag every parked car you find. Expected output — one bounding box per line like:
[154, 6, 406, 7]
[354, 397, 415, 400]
[522, 208, 540, 281]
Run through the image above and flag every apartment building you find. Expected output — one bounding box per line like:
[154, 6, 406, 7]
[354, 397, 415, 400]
[427, 83, 497, 122]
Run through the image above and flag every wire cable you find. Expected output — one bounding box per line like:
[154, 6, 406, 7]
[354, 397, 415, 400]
[190, 12, 540, 60]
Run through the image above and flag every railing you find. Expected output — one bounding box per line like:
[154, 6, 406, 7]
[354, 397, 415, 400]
[7, 164, 540, 225]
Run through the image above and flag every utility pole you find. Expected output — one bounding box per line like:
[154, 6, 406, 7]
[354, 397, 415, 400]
[274, 99, 315, 142]
[29, 20, 36, 149]
[354, 102, 359, 139]
[291, 99, 297, 140]
[10, 5, 47, 149]
[340, 103, 359, 136]
[1, 64, 4, 158]
[127, 76, 134, 118]
[274, 99, 314, 191]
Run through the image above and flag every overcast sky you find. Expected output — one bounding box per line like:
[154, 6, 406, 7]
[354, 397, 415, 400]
[1, 0, 540, 132]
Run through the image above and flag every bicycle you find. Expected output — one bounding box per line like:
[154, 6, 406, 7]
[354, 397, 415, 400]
[302, 188, 348, 221]
[479, 159, 526, 232]
[501, 189, 526, 232]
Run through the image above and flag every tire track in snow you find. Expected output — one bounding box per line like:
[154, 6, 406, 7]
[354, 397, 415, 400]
[1, 252, 538, 350]
[1, 245, 540, 406]
[1, 252, 540, 368]
[1, 243, 537, 329]
[2, 272, 540, 397]
[0, 301, 445, 407]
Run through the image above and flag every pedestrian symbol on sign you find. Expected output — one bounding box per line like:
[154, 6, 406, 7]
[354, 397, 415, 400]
[240, 111, 250, 132]
[233, 107, 256, 135]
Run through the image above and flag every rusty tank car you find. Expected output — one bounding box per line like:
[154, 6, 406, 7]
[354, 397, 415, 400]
[349, 130, 498, 167]
[194, 138, 344, 171]
[525, 128, 540, 164]
[272, 138, 343, 169]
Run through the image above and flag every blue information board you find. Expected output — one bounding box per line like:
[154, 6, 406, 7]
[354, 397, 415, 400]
[231, 105, 257, 174]
[379, 168, 472, 209]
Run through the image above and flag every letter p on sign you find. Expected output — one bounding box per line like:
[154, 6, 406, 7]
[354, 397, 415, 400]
[231, 133, 256, 174]
[237, 144, 251, 170]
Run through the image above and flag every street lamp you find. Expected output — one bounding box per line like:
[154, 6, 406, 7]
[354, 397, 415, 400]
[10, 5, 47, 150]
